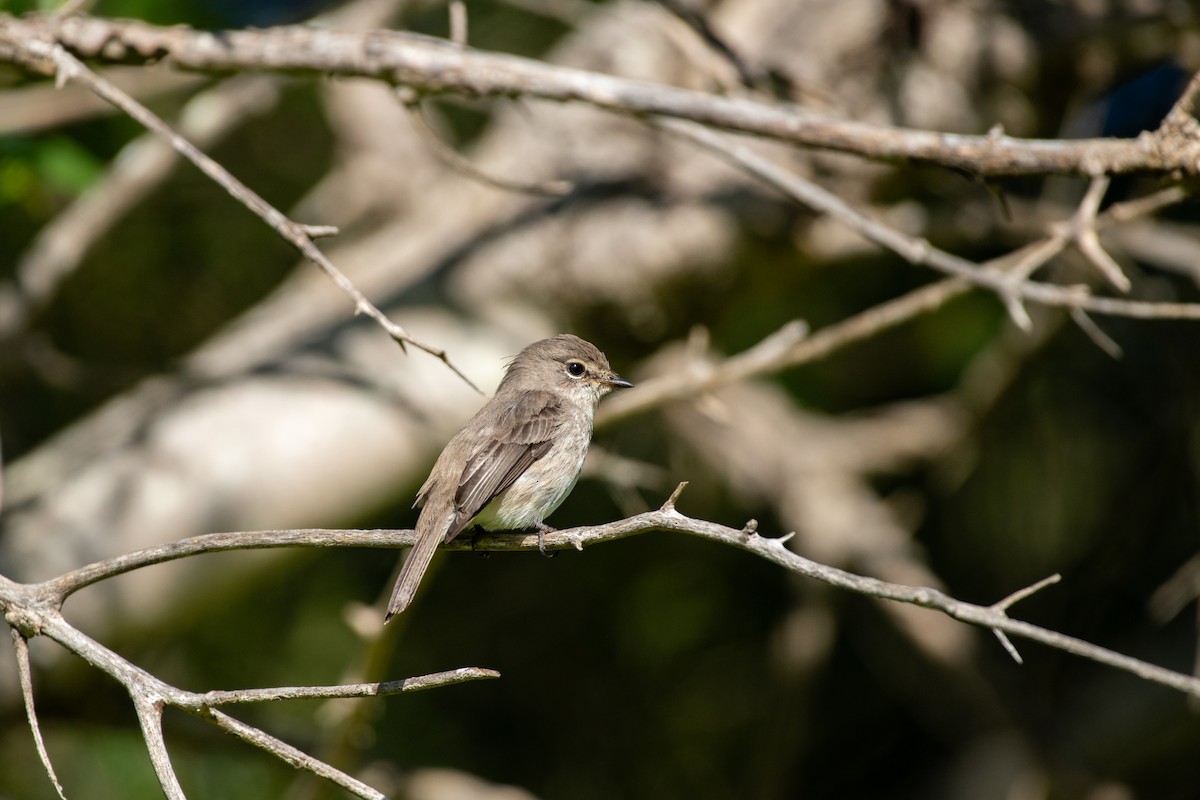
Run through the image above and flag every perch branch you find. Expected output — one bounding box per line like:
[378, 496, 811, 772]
[9, 499, 1200, 701]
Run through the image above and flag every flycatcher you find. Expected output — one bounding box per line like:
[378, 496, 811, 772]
[385, 334, 632, 620]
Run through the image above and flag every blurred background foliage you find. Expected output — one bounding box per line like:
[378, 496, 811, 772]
[3, 0, 1200, 799]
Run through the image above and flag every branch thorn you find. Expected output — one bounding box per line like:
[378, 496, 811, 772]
[661, 481, 688, 512]
[992, 629, 1024, 665]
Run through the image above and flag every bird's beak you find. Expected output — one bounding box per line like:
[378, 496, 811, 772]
[602, 372, 633, 389]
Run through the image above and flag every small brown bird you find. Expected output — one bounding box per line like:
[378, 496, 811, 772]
[385, 334, 632, 620]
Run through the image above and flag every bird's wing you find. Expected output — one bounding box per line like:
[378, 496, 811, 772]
[447, 390, 562, 543]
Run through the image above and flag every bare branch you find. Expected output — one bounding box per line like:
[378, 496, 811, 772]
[2, 14, 1199, 178]
[0, 35, 482, 392]
[994, 573, 1062, 612]
[47, 528, 413, 600]
[1, 596, 492, 800]
[1070, 308, 1123, 358]
[198, 668, 501, 706]
[988, 574, 1063, 665]
[12, 630, 67, 800]
[131, 693, 186, 800]
[1070, 176, 1131, 293]
[661, 480, 688, 512]
[15, 511, 1200, 700]
[663, 120, 1200, 323]
[204, 708, 386, 800]
[448, 0, 468, 47]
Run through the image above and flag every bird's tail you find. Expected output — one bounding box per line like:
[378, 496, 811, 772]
[385, 521, 446, 621]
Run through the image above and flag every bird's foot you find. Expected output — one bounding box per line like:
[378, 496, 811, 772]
[468, 526, 491, 559]
[534, 521, 557, 558]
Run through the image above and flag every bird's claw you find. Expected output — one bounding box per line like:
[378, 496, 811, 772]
[535, 522, 557, 558]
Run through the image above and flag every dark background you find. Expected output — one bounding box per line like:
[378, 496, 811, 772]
[2, 1, 1200, 798]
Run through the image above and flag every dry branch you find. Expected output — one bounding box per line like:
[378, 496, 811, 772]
[7, 499, 1200, 706]
[2, 13, 1199, 178]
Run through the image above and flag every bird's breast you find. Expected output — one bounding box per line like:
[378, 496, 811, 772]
[474, 418, 593, 531]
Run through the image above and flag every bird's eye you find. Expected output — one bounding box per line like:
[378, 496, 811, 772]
[566, 361, 586, 378]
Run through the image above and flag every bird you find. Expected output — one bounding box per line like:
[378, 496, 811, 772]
[385, 334, 632, 620]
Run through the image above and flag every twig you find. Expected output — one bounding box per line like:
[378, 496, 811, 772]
[1069, 176, 1131, 292]
[989, 574, 1062, 664]
[993, 573, 1062, 611]
[1070, 308, 1123, 358]
[198, 668, 501, 705]
[1148, 552, 1200, 623]
[6, 36, 481, 393]
[132, 692, 186, 800]
[448, 0, 468, 47]
[204, 708, 385, 800]
[12, 630, 67, 800]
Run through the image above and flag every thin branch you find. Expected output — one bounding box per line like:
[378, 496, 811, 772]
[1149, 553, 1200, 623]
[205, 707, 385, 800]
[448, 0, 468, 47]
[993, 573, 1062, 612]
[4, 36, 481, 393]
[1070, 308, 1123, 358]
[988, 573, 1062, 664]
[2, 14, 1199, 178]
[662, 120, 1200, 325]
[131, 693, 186, 800]
[12, 630, 67, 800]
[1069, 176, 1131, 292]
[198, 668, 501, 706]
[16, 510, 1200, 700]
[661, 480, 688, 512]
[48, 528, 413, 600]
